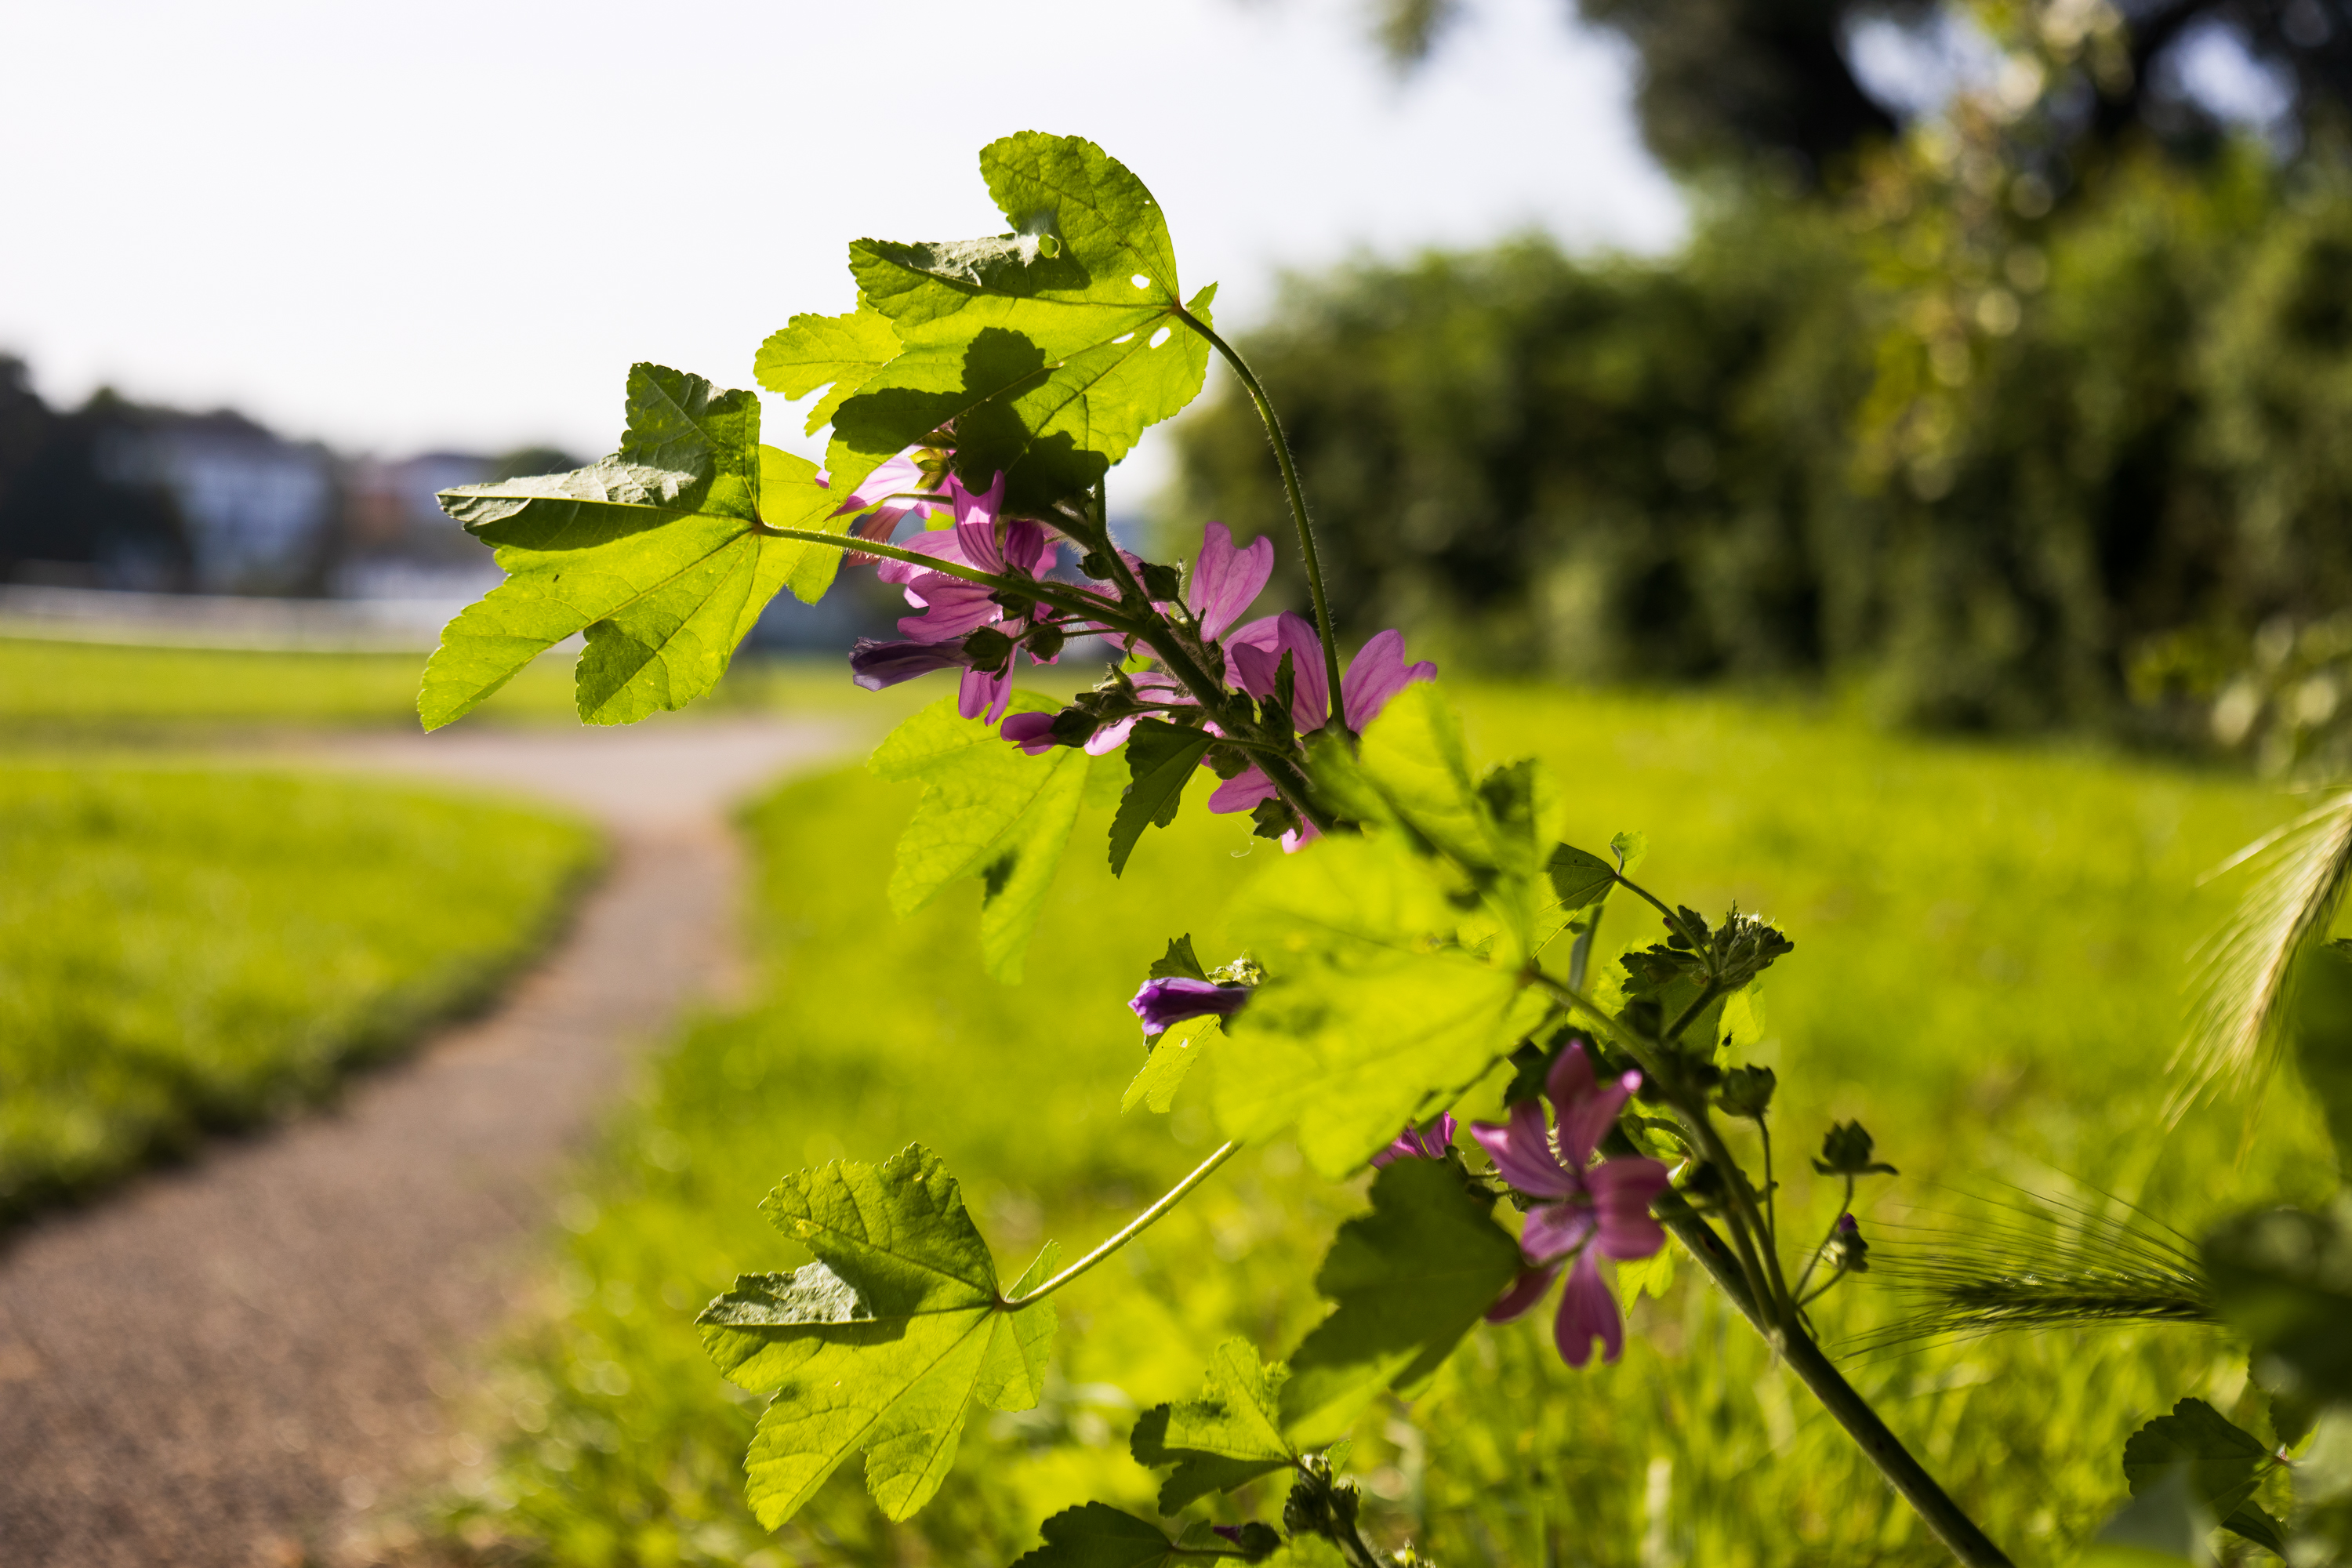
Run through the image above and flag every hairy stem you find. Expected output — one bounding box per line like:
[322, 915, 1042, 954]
[1173, 306, 1347, 725]
[1001, 1142, 1240, 1308]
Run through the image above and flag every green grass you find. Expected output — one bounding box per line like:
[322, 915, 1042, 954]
[0, 638, 916, 734]
[422, 684, 2337, 1567]
[0, 763, 599, 1220]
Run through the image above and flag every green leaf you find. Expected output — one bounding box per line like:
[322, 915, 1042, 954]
[1279, 1160, 1524, 1447]
[2122, 1398, 2271, 1523]
[869, 694, 1094, 982]
[1130, 1339, 1298, 1512]
[1610, 830, 1650, 875]
[754, 306, 901, 435]
[420, 363, 844, 729]
[697, 1145, 1056, 1526]
[1150, 935, 1209, 982]
[1546, 844, 1618, 911]
[1110, 720, 1215, 876]
[1214, 831, 1552, 1176]
[1011, 1503, 1272, 1568]
[2204, 1197, 2352, 1404]
[829, 132, 1215, 513]
[2219, 1502, 2288, 1555]
[1122, 1016, 1221, 1114]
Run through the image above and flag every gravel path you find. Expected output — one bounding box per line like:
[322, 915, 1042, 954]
[0, 717, 845, 1568]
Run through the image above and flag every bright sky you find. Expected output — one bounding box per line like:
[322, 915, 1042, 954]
[4, 0, 1681, 493]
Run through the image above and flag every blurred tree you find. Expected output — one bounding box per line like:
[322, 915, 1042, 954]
[1370, 0, 2352, 179]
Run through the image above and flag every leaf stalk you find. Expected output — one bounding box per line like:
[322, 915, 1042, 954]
[1002, 1141, 1240, 1308]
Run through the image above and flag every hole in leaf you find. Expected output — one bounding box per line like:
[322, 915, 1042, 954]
[1149, 326, 1172, 349]
[1131, 274, 1151, 289]
[1112, 332, 1134, 344]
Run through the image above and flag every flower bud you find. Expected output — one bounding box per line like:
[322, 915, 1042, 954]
[1713, 1064, 1777, 1120]
[1812, 1120, 1898, 1176]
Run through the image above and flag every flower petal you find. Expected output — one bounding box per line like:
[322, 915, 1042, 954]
[1084, 715, 1140, 755]
[1484, 1263, 1560, 1324]
[1000, 712, 1060, 756]
[1554, 1251, 1624, 1368]
[1550, 1044, 1638, 1169]
[1518, 1199, 1597, 1264]
[959, 666, 1010, 724]
[1129, 976, 1252, 1036]
[1189, 522, 1274, 644]
[1588, 1157, 1671, 1259]
[1207, 767, 1279, 815]
[1338, 628, 1436, 731]
[848, 638, 966, 691]
[1470, 1101, 1577, 1200]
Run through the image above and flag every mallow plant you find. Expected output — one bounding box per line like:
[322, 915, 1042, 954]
[423, 134, 2352, 1566]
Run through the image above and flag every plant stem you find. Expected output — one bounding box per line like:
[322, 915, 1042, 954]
[1172, 305, 1347, 726]
[1002, 1142, 1240, 1308]
[1652, 1203, 2013, 1568]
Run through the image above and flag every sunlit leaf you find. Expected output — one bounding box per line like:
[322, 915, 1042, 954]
[1011, 1503, 1275, 1568]
[697, 1145, 1056, 1526]
[1279, 1160, 1523, 1447]
[1130, 1339, 1297, 1512]
[420, 364, 843, 729]
[869, 694, 1094, 982]
[754, 305, 901, 435]
[1213, 831, 1551, 1176]
[829, 132, 1216, 513]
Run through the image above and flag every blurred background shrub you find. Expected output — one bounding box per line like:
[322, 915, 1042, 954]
[1172, 0, 2352, 739]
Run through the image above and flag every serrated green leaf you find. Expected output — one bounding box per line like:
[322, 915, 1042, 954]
[1610, 829, 1650, 875]
[1278, 1160, 1523, 1448]
[1130, 1339, 1297, 1512]
[829, 132, 1214, 514]
[419, 364, 842, 729]
[697, 1145, 1055, 1526]
[2220, 1501, 2287, 1555]
[1123, 1016, 1221, 1114]
[1547, 844, 1618, 911]
[1110, 720, 1215, 876]
[869, 694, 1094, 982]
[2205, 1197, 2352, 1405]
[754, 306, 901, 435]
[2123, 1398, 2271, 1524]
[1150, 935, 1208, 982]
[1213, 831, 1552, 1176]
[1011, 1502, 1261, 1568]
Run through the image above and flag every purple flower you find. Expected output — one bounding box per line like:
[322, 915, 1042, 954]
[1001, 711, 1060, 755]
[831, 447, 953, 541]
[1373, 1112, 1458, 1167]
[1472, 1043, 1671, 1369]
[1188, 521, 1273, 644]
[849, 638, 969, 691]
[1206, 616, 1437, 850]
[1128, 975, 1251, 1036]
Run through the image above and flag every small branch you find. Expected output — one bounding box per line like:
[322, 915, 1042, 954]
[1172, 305, 1347, 728]
[1648, 1200, 2013, 1568]
[1002, 1142, 1240, 1308]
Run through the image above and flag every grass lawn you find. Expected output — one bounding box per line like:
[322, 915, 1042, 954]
[0, 762, 599, 1221]
[0, 637, 927, 735]
[421, 681, 2336, 1568]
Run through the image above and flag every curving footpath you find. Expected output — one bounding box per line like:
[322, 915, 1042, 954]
[0, 717, 842, 1567]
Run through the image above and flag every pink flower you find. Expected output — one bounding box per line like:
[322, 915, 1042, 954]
[1208, 615, 1436, 848]
[831, 448, 950, 542]
[1472, 1044, 1670, 1369]
[1372, 1112, 1458, 1167]
[1189, 522, 1272, 644]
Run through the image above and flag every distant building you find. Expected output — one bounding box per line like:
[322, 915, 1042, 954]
[336, 451, 500, 601]
[93, 410, 338, 594]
